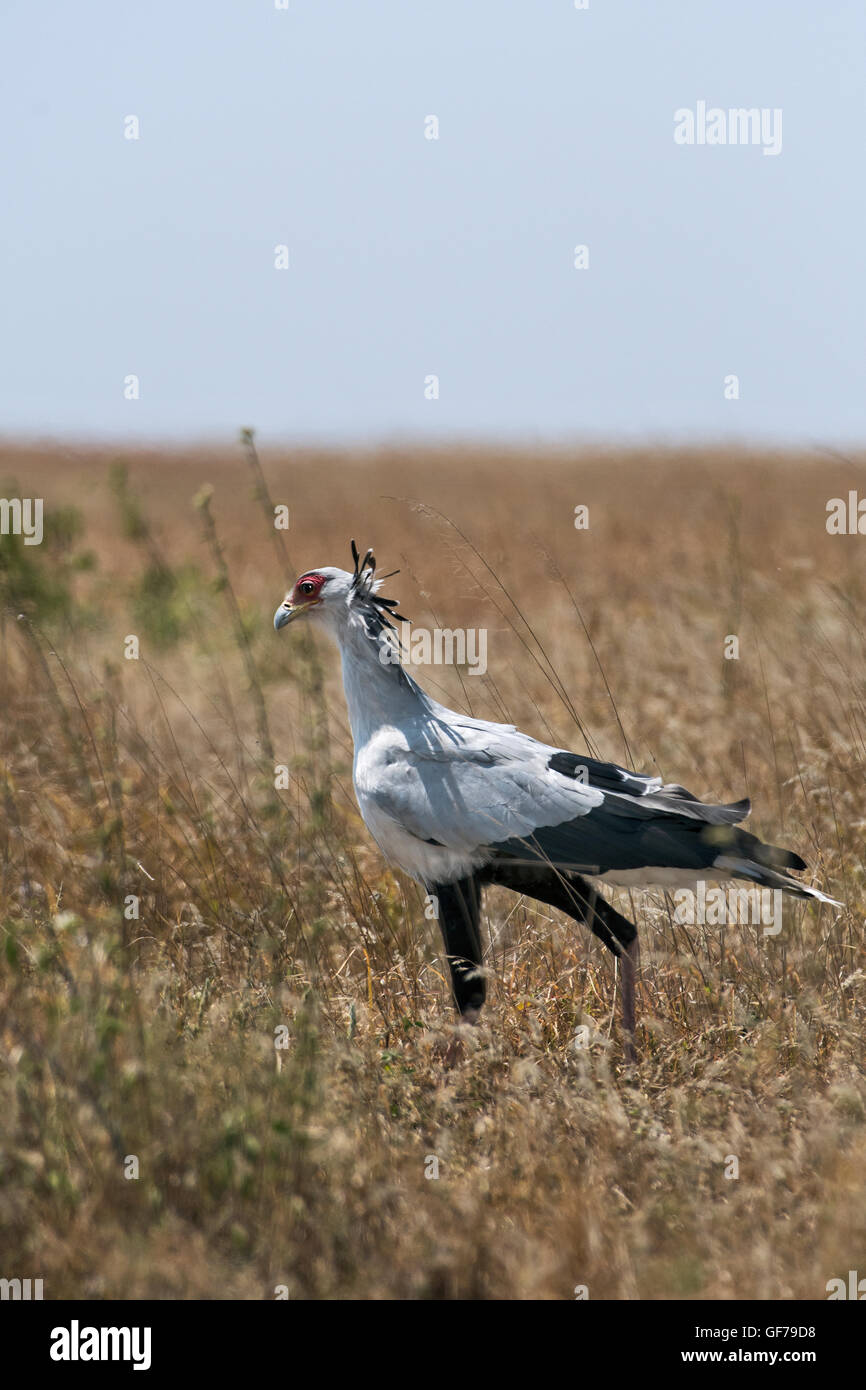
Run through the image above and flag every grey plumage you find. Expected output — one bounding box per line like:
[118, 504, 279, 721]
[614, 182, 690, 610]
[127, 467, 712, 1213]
[274, 542, 839, 1057]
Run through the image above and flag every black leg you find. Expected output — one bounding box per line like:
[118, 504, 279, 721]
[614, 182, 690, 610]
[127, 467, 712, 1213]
[620, 936, 639, 1063]
[481, 862, 640, 1060]
[428, 874, 485, 1020]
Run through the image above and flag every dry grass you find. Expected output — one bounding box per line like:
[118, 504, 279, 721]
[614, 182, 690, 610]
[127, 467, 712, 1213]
[0, 437, 864, 1299]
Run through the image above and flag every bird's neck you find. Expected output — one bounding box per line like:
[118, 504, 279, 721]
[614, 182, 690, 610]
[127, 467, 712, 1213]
[336, 614, 432, 746]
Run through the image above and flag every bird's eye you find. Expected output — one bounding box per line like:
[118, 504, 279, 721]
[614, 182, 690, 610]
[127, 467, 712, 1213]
[299, 581, 315, 596]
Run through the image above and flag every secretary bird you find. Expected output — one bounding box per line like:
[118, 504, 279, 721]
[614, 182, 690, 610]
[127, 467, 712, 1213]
[274, 542, 836, 1059]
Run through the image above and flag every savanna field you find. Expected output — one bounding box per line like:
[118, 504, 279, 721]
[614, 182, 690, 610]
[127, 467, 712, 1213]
[1, 438, 864, 1300]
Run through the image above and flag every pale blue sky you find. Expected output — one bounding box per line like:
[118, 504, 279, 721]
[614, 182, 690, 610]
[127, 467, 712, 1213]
[1, 0, 863, 446]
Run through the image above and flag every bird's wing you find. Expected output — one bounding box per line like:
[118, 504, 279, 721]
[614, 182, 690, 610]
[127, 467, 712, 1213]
[542, 749, 750, 824]
[357, 730, 605, 850]
[359, 721, 797, 884]
[486, 746, 806, 883]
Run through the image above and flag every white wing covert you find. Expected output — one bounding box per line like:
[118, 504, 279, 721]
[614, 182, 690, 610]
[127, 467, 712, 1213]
[359, 737, 604, 851]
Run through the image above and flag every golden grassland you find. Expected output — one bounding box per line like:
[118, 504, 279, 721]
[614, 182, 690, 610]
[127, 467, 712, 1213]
[0, 436, 864, 1299]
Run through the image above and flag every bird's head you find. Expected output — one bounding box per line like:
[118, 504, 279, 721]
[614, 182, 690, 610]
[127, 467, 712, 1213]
[273, 565, 347, 632]
[273, 541, 409, 644]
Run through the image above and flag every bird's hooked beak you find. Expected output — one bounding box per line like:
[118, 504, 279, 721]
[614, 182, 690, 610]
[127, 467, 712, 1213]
[274, 600, 299, 630]
[273, 597, 319, 630]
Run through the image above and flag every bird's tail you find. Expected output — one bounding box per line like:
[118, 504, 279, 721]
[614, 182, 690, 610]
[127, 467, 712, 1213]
[709, 827, 841, 905]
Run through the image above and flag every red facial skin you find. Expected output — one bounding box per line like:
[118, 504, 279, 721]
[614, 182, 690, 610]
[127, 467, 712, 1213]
[292, 573, 326, 605]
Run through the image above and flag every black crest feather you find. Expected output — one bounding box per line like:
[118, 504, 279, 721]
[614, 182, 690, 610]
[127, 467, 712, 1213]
[348, 538, 411, 624]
